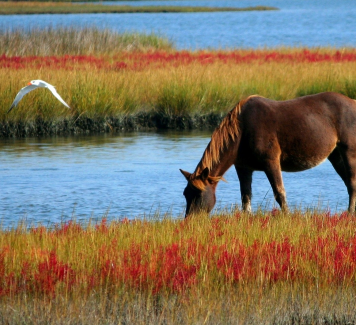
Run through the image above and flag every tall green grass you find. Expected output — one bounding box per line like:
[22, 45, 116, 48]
[0, 27, 174, 56]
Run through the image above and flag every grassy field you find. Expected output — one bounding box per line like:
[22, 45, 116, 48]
[0, 2, 277, 14]
[2, 27, 356, 324]
[1, 210, 356, 324]
[2, 27, 356, 137]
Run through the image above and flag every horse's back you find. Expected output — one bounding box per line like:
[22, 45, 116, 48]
[238, 92, 356, 171]
[242, 92, 356, 117]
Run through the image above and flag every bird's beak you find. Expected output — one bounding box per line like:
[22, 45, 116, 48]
[27, 82, 32, 85]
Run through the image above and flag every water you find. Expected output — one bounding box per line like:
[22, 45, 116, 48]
[0, 131, 348, 227]
[0, 0, 353, 225]
[1, 0, 356, 49]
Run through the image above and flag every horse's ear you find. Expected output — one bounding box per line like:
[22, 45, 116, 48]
[201, 167, 210, 181]
[180, 169, 191, 181]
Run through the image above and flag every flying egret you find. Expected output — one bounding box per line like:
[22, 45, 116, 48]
[8, 80, 70, 113]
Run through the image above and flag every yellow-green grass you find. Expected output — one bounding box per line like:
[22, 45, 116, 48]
[0, 2, 278, 14]
[2, 27, 356, 134]
[2, 59, 356, 123]
[1, 210, 356, 324]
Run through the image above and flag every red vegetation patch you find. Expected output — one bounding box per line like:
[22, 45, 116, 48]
[2, 49, 356, 71]
[1, 213, 356, 298]
[118, 49, 356, 66]
[0, 54, 107, 70]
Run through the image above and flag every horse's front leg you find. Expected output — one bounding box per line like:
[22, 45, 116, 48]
[235, 166, 253, 212]
[263, 159, 288, 211]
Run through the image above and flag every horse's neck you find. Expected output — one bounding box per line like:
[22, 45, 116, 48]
[195, 139, 238, 177]
[194, 102, 242, 178]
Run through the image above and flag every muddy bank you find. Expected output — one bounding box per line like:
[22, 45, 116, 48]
[0, 112, 225, 138]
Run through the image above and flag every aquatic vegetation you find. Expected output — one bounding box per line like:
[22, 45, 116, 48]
[1, 211, 356, 323]
[2, 51, 356, 118]
[0, 27, 174, 56]
[2, 30, 356, 136]
[0, 2, 278, 15]
[2, 49, 356, 70]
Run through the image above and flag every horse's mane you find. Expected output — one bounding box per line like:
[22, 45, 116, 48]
[190, 95, 259, 190]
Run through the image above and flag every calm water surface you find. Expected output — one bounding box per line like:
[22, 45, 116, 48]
[1, 0, 356, 49]
[0, 0, 353, 225]
[0, 132, 348, 227]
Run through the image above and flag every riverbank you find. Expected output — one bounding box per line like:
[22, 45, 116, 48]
[2, 29, 356, 138]
[2, 49, 356, 137]
[0, 2, 278, 15]
[0, 210, 356, 324]
[0, 112, 224, 137]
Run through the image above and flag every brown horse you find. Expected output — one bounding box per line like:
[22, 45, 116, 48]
[180, 92, 356, 217]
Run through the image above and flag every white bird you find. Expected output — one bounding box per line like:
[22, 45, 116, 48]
[8, 80, 70, 113]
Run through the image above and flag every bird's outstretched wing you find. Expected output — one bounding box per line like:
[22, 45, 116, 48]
[7, 84, 38, 113]
[45, 84, 70, 109]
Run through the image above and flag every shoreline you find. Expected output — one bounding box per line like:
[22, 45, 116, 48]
[0, 112, 225, 138]
[0, 3, 278, 15]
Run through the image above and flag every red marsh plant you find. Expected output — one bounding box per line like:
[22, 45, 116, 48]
[1, 210, 356, 299]
[3, 49, 356, 71]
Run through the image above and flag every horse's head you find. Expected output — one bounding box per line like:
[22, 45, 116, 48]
[180, 167, 219, 218]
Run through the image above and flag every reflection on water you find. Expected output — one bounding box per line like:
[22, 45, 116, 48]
[0, 131, 349, 227]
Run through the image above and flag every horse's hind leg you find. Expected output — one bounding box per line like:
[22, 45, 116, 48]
[235, 166, 253, 212]
[329, 146, 356, 213]
[263, 159, 288, 211]
[328, 148, 348, 185]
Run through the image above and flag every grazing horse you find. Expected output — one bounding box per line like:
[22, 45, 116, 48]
[180, 92, 356, 217]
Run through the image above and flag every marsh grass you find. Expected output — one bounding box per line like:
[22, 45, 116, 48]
[2, 60, 356, 121]
[0, 2, 278, 15]
[1, 210, 356, 324]
[2, 288, 356, 324]
[0, 27, 174, 56]
[2, 29, 356, 135]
